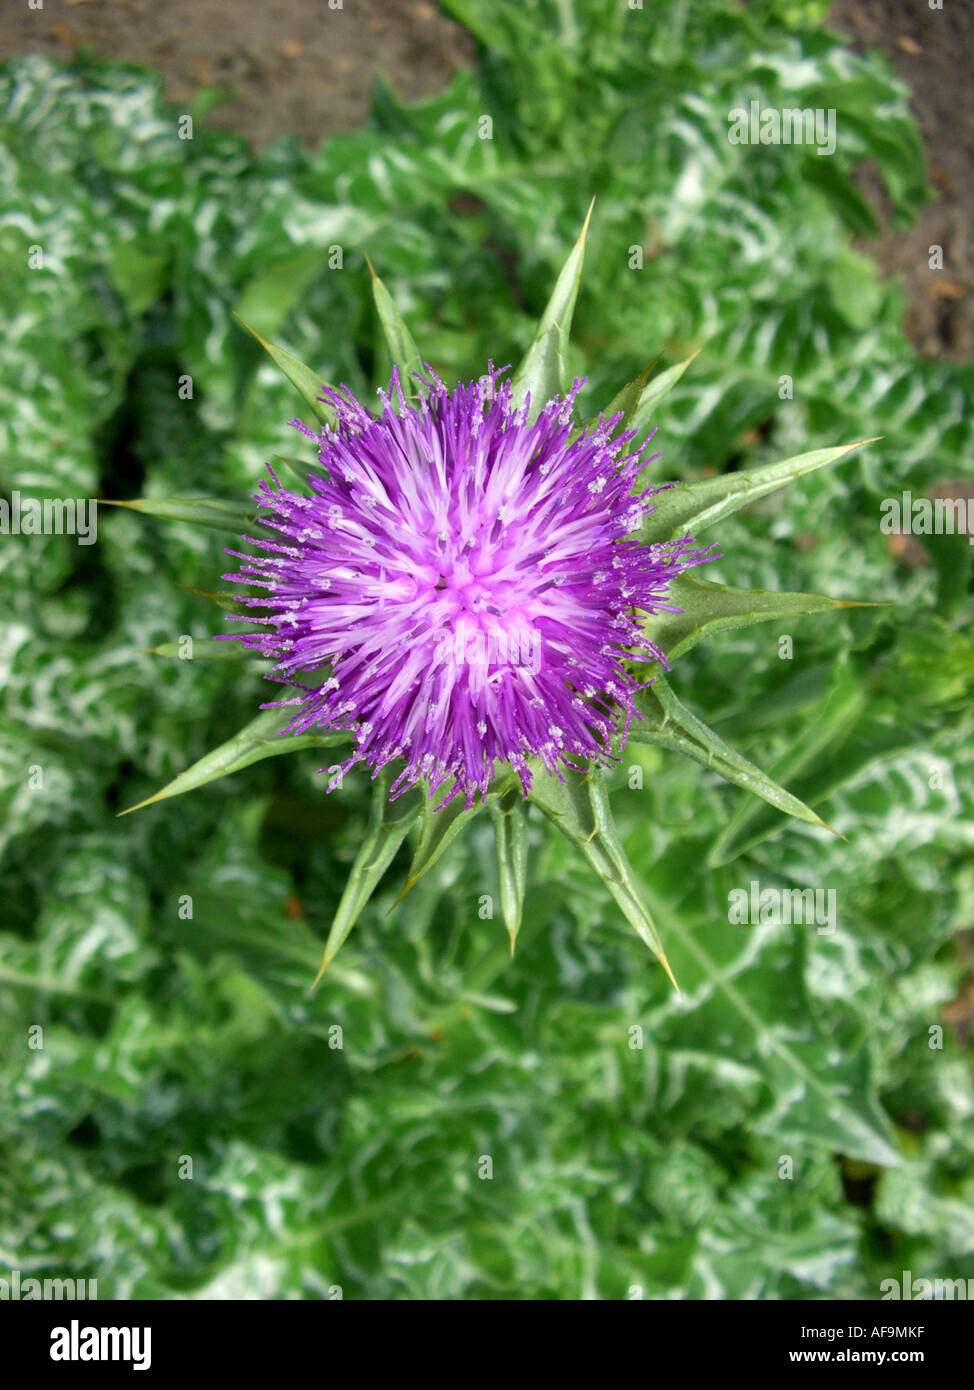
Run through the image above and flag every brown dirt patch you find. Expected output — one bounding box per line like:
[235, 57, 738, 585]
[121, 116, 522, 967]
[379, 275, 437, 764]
[0, 0, 475, 147]
[829, 0, 974, 359]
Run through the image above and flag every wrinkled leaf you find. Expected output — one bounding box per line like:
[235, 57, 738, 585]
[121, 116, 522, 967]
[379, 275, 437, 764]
[640, 875, 902, 1169]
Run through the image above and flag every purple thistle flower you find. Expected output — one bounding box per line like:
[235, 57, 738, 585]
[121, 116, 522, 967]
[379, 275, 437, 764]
[224, 365, 717, 808]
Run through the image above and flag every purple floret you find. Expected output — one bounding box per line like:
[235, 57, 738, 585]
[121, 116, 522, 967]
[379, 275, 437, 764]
[224, 365, 716, 807]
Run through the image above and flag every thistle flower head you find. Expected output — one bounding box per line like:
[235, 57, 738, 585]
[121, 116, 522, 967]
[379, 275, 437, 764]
[117, 224, 860, 984]
[225, 365, 715, 807]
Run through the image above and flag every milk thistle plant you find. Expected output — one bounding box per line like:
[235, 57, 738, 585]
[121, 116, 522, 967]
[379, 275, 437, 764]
[118, 211, 873, 987]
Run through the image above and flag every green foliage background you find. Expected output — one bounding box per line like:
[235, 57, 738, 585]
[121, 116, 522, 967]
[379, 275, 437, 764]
[1, 0, 973, 1298]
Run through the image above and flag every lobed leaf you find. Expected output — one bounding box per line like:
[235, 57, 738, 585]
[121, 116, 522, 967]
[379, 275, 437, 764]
[639, 871, 902, 1169]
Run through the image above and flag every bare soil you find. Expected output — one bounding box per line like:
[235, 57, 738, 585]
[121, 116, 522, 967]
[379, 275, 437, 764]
[830, 0, 974, 360]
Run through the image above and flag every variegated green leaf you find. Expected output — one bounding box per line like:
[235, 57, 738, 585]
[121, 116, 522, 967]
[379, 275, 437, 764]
[101, 496, 259, 533]
[528, 765, 677, 987]
[367, 256, 424, 402]
[312, 771, 423, 985]
[637, 882, 901, 1169]
[641, 573, 873, 662]
[489, 786, 530, 955]
[716, 724, 919, 870]
[232, 247, 324, 341]
[642, 439, 878, 544]
[119, 707, 350, 816]
[233, 312, 337, 427]
[632, 676, 834, 831]
[511, 200, 594, 421]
